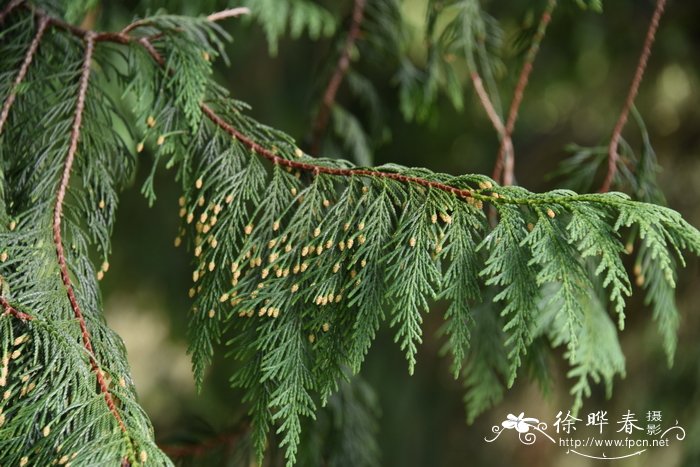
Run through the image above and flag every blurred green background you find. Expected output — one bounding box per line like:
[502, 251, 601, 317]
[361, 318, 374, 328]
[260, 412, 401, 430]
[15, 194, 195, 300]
[91, 0, 700, 465]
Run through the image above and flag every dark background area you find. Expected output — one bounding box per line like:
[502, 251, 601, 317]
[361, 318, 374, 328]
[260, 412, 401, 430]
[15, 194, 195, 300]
[90, 1, 700, 465]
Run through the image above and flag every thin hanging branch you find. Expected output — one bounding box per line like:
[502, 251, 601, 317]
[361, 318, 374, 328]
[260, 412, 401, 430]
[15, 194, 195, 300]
[52, 31, 128, 434]
[600, 0, 667, 193]
[470, 70, 513, 192]
[309, 0, 366, 155]
[470, 72, 507, 136]
[492, 0, 557, 186]
[0, 296, 33, 321]
[206, 7, 250, 23]
[0, 15, 49, 134]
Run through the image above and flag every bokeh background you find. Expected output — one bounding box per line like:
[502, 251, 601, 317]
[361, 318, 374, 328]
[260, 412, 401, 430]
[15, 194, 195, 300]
[91, 0, 700, 465]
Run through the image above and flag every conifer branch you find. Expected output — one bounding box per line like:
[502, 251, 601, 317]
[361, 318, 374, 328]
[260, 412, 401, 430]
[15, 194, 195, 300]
[52, 31, 128, 435]
[201, 103, 475, 199]
[310, 0, 366, 155]
[27, 6, 166, 64]
[2, 5, 697, 466]
[0, 15, 48, 134]
[600, 0, 666, 193]
[493, 0, 556, 186]
[0, 296, 33, 321]
[16, 7, 480, 202]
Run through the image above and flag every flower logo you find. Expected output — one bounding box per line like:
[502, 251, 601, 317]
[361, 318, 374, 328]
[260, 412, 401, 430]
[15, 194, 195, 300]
[502, 412, 540, 433]
[485, 412, 555, 445]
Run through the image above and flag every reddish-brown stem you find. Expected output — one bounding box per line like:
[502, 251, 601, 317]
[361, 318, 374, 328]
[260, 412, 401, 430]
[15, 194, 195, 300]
[600, 0, 666, 193]
[470, 72, 505, 136]
[137, 37, 165, 65]
[21, 6, 130, 43]
[52, 31, 127, 434]
[0, 0, 23, 23]
[0, 296, 33, 321]
[309, 0, 366, 155]
[202, 103, 474, 199]
[0, 15, 49, 134]
[206, 7, 250, 22]
[470, 71, 513, 186]
[493, 0, 556, 186]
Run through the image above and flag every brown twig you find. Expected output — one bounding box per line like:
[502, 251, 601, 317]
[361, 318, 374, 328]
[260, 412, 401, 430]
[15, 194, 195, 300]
[470, 71, 514, 187]
[25, 5, 242, 45]
[600, 0, 667, 193]
[0, 0, 23, 23]
[309, 0, 366, 155]
[493, 0, 557, 186]
[21, 6, 129, 43]
[137, 37, 165, 65]
[470, 72, 506, 136]
[0, 296, 33, 321]
[0, 15, 49, 134]
[202, 103, 474, 199]
[206, 7, 250, 23]
[119, 7, 249, 36]
[52, 31, 128, 434]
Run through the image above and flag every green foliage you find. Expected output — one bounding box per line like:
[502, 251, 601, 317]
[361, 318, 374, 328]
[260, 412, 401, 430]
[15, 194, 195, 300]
[178, 88, 700, 461]
[297, 375, 381, 467]
[398, 0, 504, 122]
[0, 1, 698, 466]
[0, 6, 165, 464]
[331, 104, 374, 166]
[480, 201, 539, 384]
[556, 109, 665, 203]
[438, 201, 483, 379]
[243, 0, 336, 55]
[555, 108, 686, 365]
[573, 0, 603, 12]
[461, 300, 509, 423]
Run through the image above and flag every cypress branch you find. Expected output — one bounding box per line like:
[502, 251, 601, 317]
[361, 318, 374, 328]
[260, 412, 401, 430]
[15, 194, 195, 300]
[0, 2, 698, 465]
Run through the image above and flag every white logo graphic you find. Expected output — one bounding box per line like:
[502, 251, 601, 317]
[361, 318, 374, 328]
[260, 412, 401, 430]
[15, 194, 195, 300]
[484, 410, 686, 461]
